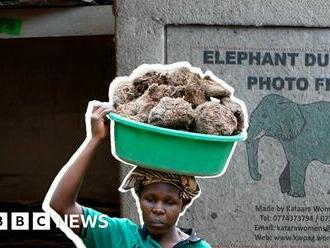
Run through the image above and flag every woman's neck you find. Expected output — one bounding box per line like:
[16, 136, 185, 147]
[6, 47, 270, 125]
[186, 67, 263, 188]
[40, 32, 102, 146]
[152, 227, 184, 248]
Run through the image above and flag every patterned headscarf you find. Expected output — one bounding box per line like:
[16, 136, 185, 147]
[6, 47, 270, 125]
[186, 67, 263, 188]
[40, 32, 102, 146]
[120, 167, 200, 200]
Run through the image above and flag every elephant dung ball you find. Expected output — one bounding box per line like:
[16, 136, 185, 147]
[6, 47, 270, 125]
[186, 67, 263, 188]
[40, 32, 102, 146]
[111, 81, 137, 107]
[115, 99, 139, 117]
[148, 83, 184, 101]
[221, 97, 245, 132]
[116, 91, 158, 123]
[133, 71, 166, 87]
[184, 80, 207, 108]
[195, 101, 237, 135]
[202, 76, 231, 99]
[148, 97, 195, 130]
[166, 67, 200, 86]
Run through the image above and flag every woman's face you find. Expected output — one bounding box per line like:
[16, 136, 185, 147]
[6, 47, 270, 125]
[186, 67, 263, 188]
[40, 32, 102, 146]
[139, 182, 183, 237]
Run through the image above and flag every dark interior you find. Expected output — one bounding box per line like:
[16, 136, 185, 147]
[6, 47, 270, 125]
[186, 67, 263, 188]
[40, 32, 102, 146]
[0, 35, 119, 247]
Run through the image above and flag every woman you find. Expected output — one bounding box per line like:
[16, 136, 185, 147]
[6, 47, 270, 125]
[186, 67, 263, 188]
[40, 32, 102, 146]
[43, 101, 211, 248]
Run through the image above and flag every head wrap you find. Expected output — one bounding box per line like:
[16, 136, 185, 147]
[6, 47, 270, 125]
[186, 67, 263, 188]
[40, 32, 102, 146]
[120, 167, 200, 200]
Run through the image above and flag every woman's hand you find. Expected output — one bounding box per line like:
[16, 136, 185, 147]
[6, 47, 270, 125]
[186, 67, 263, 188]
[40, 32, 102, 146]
[85, 101, 114, 141]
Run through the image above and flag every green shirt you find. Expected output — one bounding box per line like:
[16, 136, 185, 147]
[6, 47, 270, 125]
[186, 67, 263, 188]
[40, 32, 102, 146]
[80, 207, 211, 248]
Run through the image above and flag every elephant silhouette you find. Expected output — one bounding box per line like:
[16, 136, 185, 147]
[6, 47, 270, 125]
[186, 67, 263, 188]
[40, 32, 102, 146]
[246, 94, 330, 197]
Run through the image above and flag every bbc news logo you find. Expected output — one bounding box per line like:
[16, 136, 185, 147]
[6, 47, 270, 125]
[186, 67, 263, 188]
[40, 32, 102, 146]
[0, 212, 49, 230]
[0, 212, 109, 230]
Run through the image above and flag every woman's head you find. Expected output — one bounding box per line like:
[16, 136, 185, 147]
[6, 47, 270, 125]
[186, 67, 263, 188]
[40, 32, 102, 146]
[120, 167, 200, 236]
[138, 182, 183, 236]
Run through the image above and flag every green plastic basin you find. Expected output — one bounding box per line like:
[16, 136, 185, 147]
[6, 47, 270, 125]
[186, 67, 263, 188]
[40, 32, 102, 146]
[108, 113, 245, 176]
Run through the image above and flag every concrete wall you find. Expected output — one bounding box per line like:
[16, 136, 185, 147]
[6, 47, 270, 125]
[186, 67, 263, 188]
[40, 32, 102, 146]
[115, 1, 330, 247]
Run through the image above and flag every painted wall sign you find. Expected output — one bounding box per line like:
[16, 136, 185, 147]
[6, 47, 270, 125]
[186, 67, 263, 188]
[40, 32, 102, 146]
[167, 25, 330, 247]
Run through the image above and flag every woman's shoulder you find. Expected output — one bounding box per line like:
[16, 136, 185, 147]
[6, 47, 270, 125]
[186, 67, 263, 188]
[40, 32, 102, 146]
[185, 239, 212, 247]
[179, 228, 212, 247]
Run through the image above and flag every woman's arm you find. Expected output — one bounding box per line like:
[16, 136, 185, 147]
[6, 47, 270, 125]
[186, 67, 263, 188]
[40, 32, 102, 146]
[44, 101, 113, 233]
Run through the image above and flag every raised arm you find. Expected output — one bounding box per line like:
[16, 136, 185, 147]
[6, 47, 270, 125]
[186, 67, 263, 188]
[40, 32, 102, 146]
[44, 101, 113, 233]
